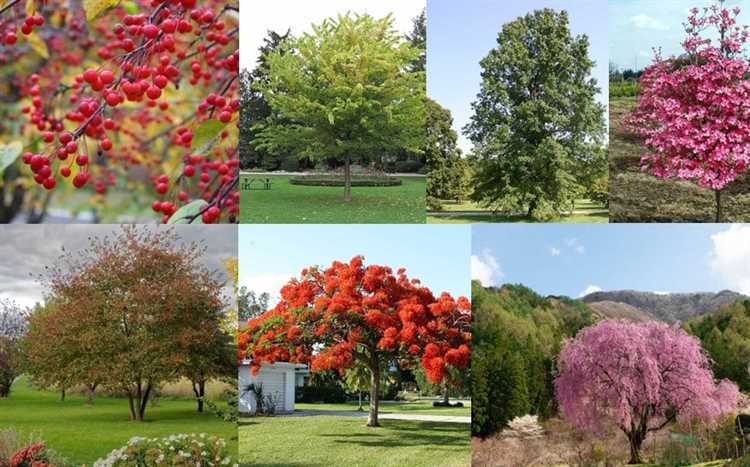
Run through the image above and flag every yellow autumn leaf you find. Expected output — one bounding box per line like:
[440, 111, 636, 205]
[82, 0, 120, 23]
[25, 33, 48, 59]
[25, 0, 34, 16]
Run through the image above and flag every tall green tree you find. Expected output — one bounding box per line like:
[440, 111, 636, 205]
[239, 30, 291, 170]
[255, 13, 425, 201]
[465, 9, 605, 219]
[406, 8, 426, 73]
[426, 98, 470, 202]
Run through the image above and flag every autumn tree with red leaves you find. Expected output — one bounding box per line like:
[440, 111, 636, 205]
[238, 256, 471, 427]
[25, 226, 233, 420]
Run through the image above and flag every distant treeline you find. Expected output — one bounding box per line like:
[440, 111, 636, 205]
[609, 65, 643, 98]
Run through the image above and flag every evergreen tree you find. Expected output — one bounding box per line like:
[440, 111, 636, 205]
[426, 98, 468, 201]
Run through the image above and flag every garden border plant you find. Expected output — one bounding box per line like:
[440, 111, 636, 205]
[289, 176, 402, 188]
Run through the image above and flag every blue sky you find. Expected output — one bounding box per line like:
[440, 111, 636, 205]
[472, 224, 750, 298]
[610, 0, 750, 71]
[239, 225, 471, 306]
[427, 0, 609, 154]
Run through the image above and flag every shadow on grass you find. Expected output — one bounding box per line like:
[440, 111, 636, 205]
[320, 420, 468, 449]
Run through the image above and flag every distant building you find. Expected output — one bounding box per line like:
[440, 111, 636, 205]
[238, 361, 308, 415]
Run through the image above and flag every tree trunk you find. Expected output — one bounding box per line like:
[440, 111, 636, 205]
[60, 387, 66, 402]
[127, 392, 137, 420]
[442, 381, 450, 405]
[197, 380, 205, 413]
[137, 383, 152, 421]
[85, 383, 97, 405]
[367, 363, 380, 427]
[715, 189, 723, 223]
[526, 199, 538, 219]
[343, 155, 352, 202]
[357, 391, 363, 411]
[192, 379, 206, 413]
[0, 379, 10, 398]
[627, 431, 645, 464]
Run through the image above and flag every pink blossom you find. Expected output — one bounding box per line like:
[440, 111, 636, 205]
[626, 4, 750, 190]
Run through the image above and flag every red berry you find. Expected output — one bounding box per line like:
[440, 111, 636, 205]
[156, 182, 168, 194]
[4, 32, 17, 45]
[60, 167, 71, 177]
[183, 165, 195, 177]
[59, 132, 73, 144]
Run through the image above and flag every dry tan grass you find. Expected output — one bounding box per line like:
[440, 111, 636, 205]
[64, 378, 233, 401]
[471, 417, 670, 467]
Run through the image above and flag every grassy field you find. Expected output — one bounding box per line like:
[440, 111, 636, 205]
[240, 175, 426, 223]
[609, 96, 750, 222]
[240, 416, 470, 467]
[427, 199, 608, 224]
[296, 400, 471, 417]
[0, 377, 237, 465]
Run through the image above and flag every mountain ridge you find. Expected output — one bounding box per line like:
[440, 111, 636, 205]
[580, 289, 747, 323]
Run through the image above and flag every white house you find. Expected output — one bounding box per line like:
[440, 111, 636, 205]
[239, 361, 308, 415]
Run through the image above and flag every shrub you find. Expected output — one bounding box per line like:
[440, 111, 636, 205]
[93, 434, 236, 467]
[426, 196, 443, 211]
[391, 160, 423, 174]
[289, 175, 402, 187]
[0, 431, 68, 467]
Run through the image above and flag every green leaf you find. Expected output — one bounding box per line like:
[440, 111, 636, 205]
[191, 120, 224, 154]
[82, 0, 120, 23]
[120, 0, 138, 14]
[0, 141, 23, 175]
[327, 112, 335, 125]
[167, 200, 207, 224]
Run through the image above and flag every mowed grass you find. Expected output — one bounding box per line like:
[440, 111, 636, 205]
[240, 175, 426, 224]
[609, 96, 750, 222]
[427, 199, 608, 224]
[0, 377, 237, 465]
[239, 416, 470, 467]
[296, 400, 471, 417]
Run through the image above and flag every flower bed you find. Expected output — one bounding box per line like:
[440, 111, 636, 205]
[93, 434, 236, 467]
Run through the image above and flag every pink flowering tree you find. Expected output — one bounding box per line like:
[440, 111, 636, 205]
[625, 1, 750, 221]
[555, 320, 741, 464]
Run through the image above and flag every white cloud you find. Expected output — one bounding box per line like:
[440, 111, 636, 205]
[710, 225, 750, 295]
[578, 285, 603, 298]
[653, 291, 671, 296]
[549, 247, 561, 257]
[566, 238, 585, 254]
[629, 14, 668, 31]
[243, 272, 296, 307]
[471, 251, 502, 286]
[241, 0, 425, 69]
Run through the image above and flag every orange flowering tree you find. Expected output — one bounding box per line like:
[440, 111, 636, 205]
[238, 256, 471, 427]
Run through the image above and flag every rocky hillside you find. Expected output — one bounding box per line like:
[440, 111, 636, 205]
[582, 290, 746, 323]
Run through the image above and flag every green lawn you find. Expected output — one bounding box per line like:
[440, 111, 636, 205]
[0, 377, 237, 465]
[240, 175, 426, 223]
[427, 199, 608, 224]
[295, 400, 470, 417]
[239, 416, 470, 467]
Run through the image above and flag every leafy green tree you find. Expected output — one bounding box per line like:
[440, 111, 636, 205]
[255, 13, 425, 201]
[465, 9, 606, 219]
[343, 364, 371, 411]
[240, 30, 291, 170]
[238, 286, 270, 322]
[472, 342, 529, 437]
[426, 98, 470, 202]
[687, 300, 750, 391]
[406, 8, 426, 73]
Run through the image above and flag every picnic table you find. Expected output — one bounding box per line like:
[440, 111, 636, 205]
[242, 177, 272, 191]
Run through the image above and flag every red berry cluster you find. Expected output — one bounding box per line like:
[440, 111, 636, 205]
[6, 0, 240, 223]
